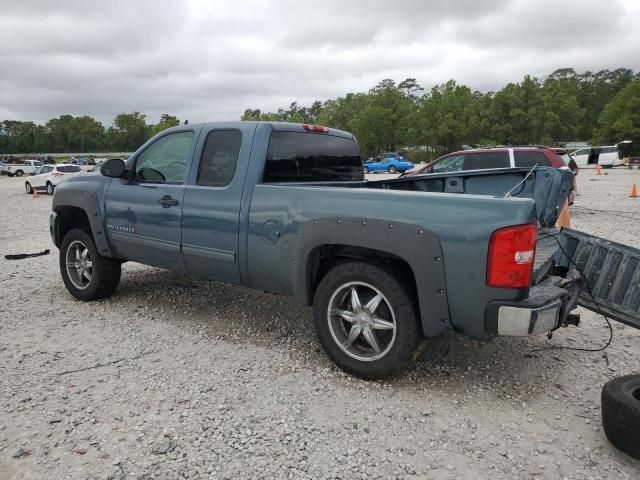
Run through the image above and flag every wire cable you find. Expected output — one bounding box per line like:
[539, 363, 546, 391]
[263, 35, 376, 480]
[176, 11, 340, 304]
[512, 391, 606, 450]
[533, 231, 614, 352]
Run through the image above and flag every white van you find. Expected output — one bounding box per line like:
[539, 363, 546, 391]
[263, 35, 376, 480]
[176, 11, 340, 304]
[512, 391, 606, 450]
[570, 146, 624, 168]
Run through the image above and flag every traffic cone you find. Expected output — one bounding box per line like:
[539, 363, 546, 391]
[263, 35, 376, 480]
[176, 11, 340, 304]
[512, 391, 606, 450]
[32, 187, 38, 198]
[595, 165, 602, 175]
[630, 183, 639, 198]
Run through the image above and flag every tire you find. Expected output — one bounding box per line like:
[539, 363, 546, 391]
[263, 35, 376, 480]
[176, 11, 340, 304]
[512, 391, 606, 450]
[602, 375, 640, 459]
[363, 166, 369, 174]
[312, 261, 420, 379]
[46, 182, 54, 195]
[389, 166, 397, 174]
[15, 169, 24, 177]
[25, 182, 32, 194]
[59, 228, 121, 301]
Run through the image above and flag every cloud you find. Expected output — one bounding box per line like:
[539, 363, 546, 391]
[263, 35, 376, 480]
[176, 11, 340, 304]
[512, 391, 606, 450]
[0, 0, 638, 126]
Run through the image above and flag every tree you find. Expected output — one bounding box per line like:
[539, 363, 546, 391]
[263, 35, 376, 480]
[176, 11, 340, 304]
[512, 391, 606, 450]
[107, 112, 149, 151]
[592, 78, 640, 145]
[150, 114, 180, 136]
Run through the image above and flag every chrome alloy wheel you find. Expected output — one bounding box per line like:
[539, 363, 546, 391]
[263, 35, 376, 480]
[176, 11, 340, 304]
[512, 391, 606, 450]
[327, 281, 397, 361]
[65, 240, 93, 290]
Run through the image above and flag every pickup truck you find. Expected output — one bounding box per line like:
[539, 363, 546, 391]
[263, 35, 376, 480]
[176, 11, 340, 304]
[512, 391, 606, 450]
[49, 121, 640, 378]
[1, 159, 43, 177]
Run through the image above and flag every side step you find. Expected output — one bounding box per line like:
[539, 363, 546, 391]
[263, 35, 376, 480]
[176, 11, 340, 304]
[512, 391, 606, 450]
[556, 228, 640, 330]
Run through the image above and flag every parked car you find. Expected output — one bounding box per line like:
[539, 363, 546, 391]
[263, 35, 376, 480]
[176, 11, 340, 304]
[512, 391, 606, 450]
[363, 156, 414, 173]
[404, 146, 569, 176]
[570, 145, 625, 168]
[0, 159, 43, 177]
[25, 164, 82, 194]
[46, 121, 640, 379]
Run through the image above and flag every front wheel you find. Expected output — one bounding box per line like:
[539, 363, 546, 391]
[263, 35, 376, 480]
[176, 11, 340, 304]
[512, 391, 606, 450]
[60, 228, 121, 301]
[313, 261, 420, 379]
[46, 182, 54, 195]
[25, 182, 33, 194]
[388, 166, 397, 174]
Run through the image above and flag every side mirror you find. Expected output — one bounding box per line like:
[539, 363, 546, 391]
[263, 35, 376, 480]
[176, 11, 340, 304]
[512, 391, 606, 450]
[100, 158, 126, 178]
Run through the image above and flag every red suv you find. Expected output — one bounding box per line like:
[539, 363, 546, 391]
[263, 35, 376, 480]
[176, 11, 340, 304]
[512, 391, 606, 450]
[405, 146, 570, 176]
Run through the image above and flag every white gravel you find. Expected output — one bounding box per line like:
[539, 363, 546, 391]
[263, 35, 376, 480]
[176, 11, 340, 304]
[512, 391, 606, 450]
[1, 169, 640, 479]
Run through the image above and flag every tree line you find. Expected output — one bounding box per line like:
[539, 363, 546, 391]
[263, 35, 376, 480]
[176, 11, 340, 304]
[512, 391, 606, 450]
[242, 67, 640, 159]
[2, 67, 639, 159]
[0, 113, 181, 155]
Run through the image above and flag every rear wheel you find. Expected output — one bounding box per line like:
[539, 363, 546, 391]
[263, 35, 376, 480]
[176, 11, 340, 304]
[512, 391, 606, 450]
[313, 261, 420, 379]
[25, 182, 32, 194]
[46, 182, 54, 195]
[60, 228, 121, 301]
[389, 165, 397, 174]
[15, 169, 24, 177]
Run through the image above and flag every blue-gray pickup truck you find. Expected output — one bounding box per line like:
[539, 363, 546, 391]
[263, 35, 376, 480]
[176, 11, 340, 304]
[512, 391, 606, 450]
[49, 122, 640, 378]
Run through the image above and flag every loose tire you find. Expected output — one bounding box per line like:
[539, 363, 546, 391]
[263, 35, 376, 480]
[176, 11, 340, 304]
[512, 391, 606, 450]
[602, 374, 640, 459]
[15, 169, 24, 177]
[60, 228, 121, 301]
[25, 182, 33, 194]
[313, 261, 420, 379]
[46, 182, 54, 195]
[363, 166, 369, 174]
[389, 165, 397, 174]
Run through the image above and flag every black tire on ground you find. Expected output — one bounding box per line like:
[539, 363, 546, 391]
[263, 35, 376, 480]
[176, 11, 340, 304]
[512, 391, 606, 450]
[25, 182, 32, 194]
[389, 166, 397, 174]
[602, 374, 640, 459]
[46, 182, 54, 195]
[363, 166, 369, 174]
[59, 228, 121, 301]
[15, 169, 24, 177]
[312, 261, 420, 379]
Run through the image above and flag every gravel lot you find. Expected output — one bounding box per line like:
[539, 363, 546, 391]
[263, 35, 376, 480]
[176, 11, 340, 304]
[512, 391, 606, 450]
[1, 169, 640, 480]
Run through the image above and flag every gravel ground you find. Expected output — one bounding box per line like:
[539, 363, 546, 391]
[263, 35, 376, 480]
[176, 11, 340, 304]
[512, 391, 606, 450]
[1, 169, 640, 480]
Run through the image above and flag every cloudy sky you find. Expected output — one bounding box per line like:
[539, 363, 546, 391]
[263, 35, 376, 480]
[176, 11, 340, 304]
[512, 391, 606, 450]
[1, 0, 639, 126]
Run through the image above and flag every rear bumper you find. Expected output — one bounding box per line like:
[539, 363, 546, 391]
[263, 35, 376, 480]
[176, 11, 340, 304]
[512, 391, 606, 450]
[485, 272, 584, 336]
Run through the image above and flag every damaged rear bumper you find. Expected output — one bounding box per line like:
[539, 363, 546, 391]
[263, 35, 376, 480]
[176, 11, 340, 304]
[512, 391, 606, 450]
[486, 270, 584, 336]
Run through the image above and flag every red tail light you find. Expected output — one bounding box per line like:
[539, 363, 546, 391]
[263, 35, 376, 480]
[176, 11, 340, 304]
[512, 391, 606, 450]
[51, 172, 63, 177]
[486, 224, 537, 289]
[303, 124, 329, 133]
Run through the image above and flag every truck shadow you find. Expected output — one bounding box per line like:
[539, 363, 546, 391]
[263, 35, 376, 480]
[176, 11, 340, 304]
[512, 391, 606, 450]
[113, 266, 594, 393]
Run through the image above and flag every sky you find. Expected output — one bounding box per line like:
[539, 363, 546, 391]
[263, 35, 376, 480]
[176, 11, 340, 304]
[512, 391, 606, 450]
[1, 0, 639, 126]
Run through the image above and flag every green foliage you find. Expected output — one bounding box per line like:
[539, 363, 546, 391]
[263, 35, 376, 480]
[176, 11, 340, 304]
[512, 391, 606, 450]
[592, 78, 640, 146]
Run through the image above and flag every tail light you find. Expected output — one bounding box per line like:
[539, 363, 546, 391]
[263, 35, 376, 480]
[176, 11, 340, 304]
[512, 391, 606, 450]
[303, 124, 329, 133]
[486, 224, 537, 289]
[51, 172, 63, 177]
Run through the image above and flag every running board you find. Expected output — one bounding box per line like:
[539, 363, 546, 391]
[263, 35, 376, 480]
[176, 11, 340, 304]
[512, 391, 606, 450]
[556, 228, 640, 330]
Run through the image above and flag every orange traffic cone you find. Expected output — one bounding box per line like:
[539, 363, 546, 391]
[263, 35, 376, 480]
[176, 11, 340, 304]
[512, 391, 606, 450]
[32, 187, 38, 198]
[630, 183, 638, 198]
[595, 165, 602, 175]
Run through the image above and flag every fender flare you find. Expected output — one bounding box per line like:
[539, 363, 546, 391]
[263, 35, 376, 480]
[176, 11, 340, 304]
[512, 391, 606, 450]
[292, 218, 451, 337]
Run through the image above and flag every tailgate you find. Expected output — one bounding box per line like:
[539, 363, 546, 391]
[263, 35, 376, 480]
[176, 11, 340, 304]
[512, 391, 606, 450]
[556, 228, 640, 330]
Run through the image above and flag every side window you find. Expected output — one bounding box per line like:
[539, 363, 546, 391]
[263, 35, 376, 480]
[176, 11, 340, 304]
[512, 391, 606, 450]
[33, 166, 43, 175]
[42, 166, 53, 174]
[134, 131, 194, 184]
[196, 130, 242, 186]
[514, 151, 551, 167]
[432, 155, 465, 173]
[464, 152, 510, 170]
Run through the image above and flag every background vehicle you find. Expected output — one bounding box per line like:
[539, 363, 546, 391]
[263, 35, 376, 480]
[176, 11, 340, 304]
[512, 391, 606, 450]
[0, 159, 43, 177]
[49, 122, 639, 379]
[405, 146, 568, 176]
[570, 145, 624, 168]
[364, 156, 414, 173]
[25, 164, 82, 194]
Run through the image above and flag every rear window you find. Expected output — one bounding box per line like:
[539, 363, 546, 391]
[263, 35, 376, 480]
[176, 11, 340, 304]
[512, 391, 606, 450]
[463, 152, 509, 170]
[57, 165, 81, 173]
[263, 132, 363, 182]
[514, 151, 551, 168]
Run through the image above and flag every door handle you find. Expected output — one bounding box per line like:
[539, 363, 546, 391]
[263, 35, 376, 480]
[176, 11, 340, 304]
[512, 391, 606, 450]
[159, 195, 179, 208]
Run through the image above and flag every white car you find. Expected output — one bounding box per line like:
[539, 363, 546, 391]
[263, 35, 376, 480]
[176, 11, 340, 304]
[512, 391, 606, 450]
[570, 145, 625, 168]
[25, 164, 82, 195]
[1, 159, 43, 177]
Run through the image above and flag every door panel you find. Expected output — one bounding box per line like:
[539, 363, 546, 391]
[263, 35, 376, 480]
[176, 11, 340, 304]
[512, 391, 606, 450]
[181, 124, 255, 284]
[557, 228, 640, 330]
[104, 129, 198, 272]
